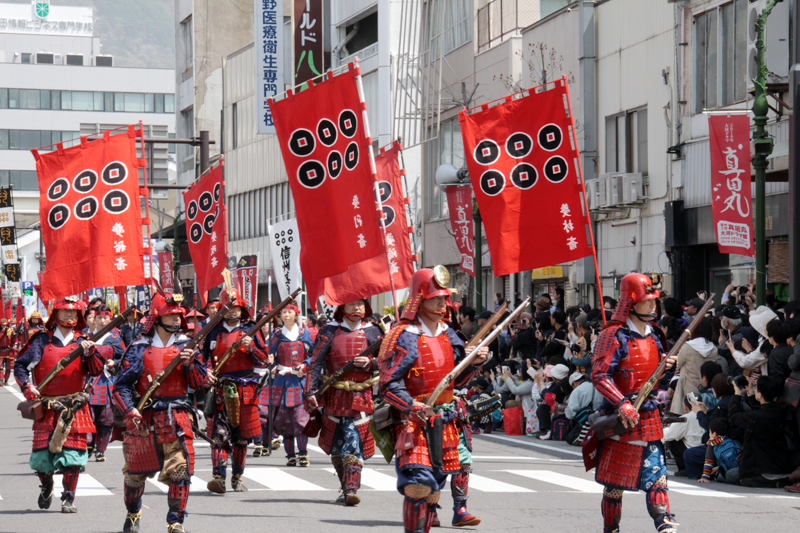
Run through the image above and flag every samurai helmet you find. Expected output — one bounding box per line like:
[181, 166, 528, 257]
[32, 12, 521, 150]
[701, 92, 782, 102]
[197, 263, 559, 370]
[46, 295, 87, 330]
[401, 266, 453, 322]
[611, 272, 661, 323]
[143, 292, 187, 334]
[219, 289, 250, 320]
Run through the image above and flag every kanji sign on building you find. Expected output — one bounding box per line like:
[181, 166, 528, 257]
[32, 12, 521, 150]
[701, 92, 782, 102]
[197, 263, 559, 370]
[444, 185, 475, 277]
[254, 0, 284, 133]
[708, 114, 755, 257]
[293, 0, 323, 85]
[268, 218, 302, 301]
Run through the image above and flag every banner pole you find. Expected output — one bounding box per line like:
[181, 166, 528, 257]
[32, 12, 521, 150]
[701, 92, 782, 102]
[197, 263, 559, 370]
[562, 77, 606, 324]
[139, 120, 154, 295]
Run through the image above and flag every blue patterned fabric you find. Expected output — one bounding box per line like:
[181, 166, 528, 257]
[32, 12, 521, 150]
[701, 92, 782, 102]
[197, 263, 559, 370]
[640, 441, 667, 491]
[329, 417, 364, 458]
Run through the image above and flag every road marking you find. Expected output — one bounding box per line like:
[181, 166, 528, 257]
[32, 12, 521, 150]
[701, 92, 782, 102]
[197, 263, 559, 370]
[306, 444, 326, 455]
[323, 467, 396, 491]
[467, 473, 535, 493]
[479, 434, 584, 457]
[505, 470, 602, 493]
[243, 467, 328, 490]
[2, 383, 26, 402]
[108, 442, 210, 450]
[669, 480, 742, 498]
[147, 476, 209, 493]
[473, 456, 583, 462]
[52, 473, 113, 497]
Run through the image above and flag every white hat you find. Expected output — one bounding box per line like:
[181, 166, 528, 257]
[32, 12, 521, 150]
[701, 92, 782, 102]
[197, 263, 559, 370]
[749, 305, 778, 338]
[551, 364, 569, 381]
[569, 371, 587, 386]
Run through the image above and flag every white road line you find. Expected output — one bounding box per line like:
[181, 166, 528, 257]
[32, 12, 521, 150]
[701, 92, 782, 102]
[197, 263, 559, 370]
[148, 476, 209, 493]
[467, 473, 535, 493]
[323, 467, 396, 491]
[243, 467, 328, 490]
[479, 434, 584, 457]
[107, 442, 210, 450]
[669, 480, 743, 498]
[474, 456, 583, 462]
[506, 470, 602, 493]
[306, 444, 326, 455]
[52, 473, 113, 497]
[2, 383, 26, 401]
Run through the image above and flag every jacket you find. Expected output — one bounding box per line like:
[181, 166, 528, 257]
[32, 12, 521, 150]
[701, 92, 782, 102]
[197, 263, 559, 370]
[671, 338, 718, 414]
[728, 395, 793, 479]
[768, 343, 793, 384]
[662, 410, 705, 449]
[564, 381, 602, 420]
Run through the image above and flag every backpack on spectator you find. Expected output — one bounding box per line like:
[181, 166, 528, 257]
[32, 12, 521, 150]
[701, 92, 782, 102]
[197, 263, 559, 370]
[780, 371, 800, 410]
[713, 438, 742, 475]
[551, 415, 570, 441]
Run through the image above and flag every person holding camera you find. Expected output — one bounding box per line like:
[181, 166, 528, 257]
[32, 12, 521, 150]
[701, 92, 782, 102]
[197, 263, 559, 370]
[510, 312, 538, 361]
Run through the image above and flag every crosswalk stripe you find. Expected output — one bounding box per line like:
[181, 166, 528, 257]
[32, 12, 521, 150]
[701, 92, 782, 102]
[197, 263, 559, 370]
[306, 444, 326, 455]
[480, 434, 584, 457]
[147, 476, 209, 493]
[322, 467, 396, 491]
[2, 383, 26, 402]
[53, 473, 113, 496]
[243, 467, 328, 490]
[669, 480, 743, 498]
[467, 473, 535, 493]
[505, 470, 603, 493]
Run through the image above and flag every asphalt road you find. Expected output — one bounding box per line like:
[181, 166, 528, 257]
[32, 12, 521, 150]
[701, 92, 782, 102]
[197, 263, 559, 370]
[0, 383, 797, 533]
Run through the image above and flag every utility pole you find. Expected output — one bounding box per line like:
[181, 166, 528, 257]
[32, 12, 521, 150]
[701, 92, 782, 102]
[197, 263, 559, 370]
[474, 201, 482, 312]
[790, 0, 800, 300]
[752, 0, 782, 306]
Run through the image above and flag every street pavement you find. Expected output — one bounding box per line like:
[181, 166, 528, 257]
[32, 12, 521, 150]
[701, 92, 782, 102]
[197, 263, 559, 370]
[0, 383, 798, 533]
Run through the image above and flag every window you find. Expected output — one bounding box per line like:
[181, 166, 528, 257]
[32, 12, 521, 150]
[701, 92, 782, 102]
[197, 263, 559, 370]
[0, 130, 7, 150]
[0, 88, 174, 113]
[145, 93, 154, 113]
[71, 91, 93, 111]
[427, 118, 465, 221]
[40, 90, 50, 110]
[695, 0, 748, 113]
[605, 107, 648, 175]
[21, 53, 32, 64]
[95, 55, 113, 67]
[232, 103, 238, 149]
[21, 89, 40, 109]
[36, 53, 54, 64]
[168, 132, 176, 154]
[124, 93, 145, 112]
[8, 89, 19, 108]
[165, 94, 175, 113]
[51, 90, 60, 110]
[0, 170, 39, 190]
[181, 17, 193, 71]
[65, 54, 83, 66]
[343, 11, 379, 57]
[427, 0, 471, 59]
[104, 92, 114, 112]
[155, 93, 165, 113]
[94, 91, 104, 111]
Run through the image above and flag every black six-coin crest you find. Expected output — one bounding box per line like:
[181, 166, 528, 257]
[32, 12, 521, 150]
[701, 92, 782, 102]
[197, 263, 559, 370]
[317, 119, 338, 146]
[474, 140, 500, 165]
[103, 190, 130, 214]
[290, 108, 361, 189]
[102, 161, 128, 185]
[344, 142, 359, 171]
[199, 191, 213, 212]
[47, 162, 132, 229]
[189, 223, 203, 244]
[480, 170, 505, 196]
[538, 124, 563, 151]
[74, 196, 98, 220]
[187, 200, 198, 220]
[339, 110, 358, 138]
[73, 170, 98, 193]
[48, 204, 70, 230]
[298, 160, 326, 189]
[48, 178, 70, 201]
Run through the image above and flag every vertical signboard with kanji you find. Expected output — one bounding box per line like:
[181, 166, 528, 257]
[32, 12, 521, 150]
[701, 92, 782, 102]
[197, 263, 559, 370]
[268, 218, 302, 300]
[254, 0, 284, 134]
[293, 0, 323, 85]
[444, 186, 475, 277]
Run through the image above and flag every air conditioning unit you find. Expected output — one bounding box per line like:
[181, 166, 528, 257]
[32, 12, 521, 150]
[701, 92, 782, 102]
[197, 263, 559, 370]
[596, 173, 611, 208]
[621, 173, 644, 204]
[746, 0, 790, 93]
[585, 179, 600, 210]
[606, 174, 622, 206]
[95, 55, 113, 67]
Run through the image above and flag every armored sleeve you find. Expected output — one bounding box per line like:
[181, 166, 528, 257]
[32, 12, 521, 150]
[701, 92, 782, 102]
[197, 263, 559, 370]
[590, 325, 628, 408]
[179, 340, 211, 389]
[305, 324, 335, 394]
[112, 343, 146, 415]
[13, 332, 49, 387]
[378, 328, 419, 414]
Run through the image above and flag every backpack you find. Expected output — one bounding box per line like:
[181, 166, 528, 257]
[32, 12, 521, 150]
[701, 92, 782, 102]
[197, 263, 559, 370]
[551, 415, 570, 441]
[713, 438, 742, 475]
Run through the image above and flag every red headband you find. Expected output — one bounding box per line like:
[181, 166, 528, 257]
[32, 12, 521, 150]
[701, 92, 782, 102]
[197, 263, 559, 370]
[284, 304, 300, 314]
[96, 311, 113, 317]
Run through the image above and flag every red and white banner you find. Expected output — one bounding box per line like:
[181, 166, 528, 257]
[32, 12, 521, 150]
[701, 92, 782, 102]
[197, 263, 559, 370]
[229, 254, 258, 317]
[157, 250, 174, 292]
[445, 186, 475, 277]
[183, 160, 228, 306]
[268, 62, 384, 280]
[309, 141, 416, 307]
[709, 114, 754, 256]
[32, 126, 147, 299]
[459, 80, 593, 277]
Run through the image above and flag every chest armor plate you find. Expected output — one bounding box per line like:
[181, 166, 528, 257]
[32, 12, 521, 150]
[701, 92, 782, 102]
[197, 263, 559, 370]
[213, 330, 251, 374]
[136, 345, 187, 397]
[328, 328, 370, 382]
[614, 334, 661, 395]
[275, 337, 307, 367]
[405, 333, 454, 402]
[34, 338, 87, 396]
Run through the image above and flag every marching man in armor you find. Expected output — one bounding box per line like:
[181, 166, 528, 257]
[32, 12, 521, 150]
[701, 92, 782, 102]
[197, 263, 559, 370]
[14, 296, 103, 514]
[378, 268, 488, 532]
[590, 273, 678, 533]
[305, 298, 382, 505]
[113, 293, 213, 533]
[202, 289, 267, 493]
[0, 317, 17, 386]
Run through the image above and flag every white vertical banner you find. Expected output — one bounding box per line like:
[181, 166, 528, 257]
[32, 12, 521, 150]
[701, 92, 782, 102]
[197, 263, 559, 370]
[268, 218, 303, 300]
[254, 0, 284, 134]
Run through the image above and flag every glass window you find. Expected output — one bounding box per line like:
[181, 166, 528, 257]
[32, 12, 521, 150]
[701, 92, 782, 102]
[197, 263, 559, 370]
[40, 131, 51, 149]
[8, 89, 18, 108]
[20, 170, 38, 190]
[125, 93, 145, 112]
[19, 130, 40, 150]
[40, 89, 50, 110]
[155, 94, 165, 113]
[51, 131, 61, 144]
[0, 130, 7, 150]
[104, 92, 114, 112]
[94, 91, 104, 111]
[168, 132, 176, 154]
[26, 89, 40, 109]
[61, 91, 72, 110]
[0, 171, 7, 187]
[165, 94, 175, 113]
[145, 93, 154, 112]
[114, 93, 125, 112]
[9, 130, 19, 149]
[71, 91, 93, 111]
[0, 89, 7, 109]
[51, 90, 60, 110]
[734, 0, 747, 102]
[21, 53, 32, 64]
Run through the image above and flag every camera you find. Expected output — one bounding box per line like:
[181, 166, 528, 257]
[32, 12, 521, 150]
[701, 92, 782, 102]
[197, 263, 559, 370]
[728, 375, 748, 391]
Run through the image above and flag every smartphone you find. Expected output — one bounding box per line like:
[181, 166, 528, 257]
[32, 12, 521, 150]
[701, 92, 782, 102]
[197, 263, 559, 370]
[727, 329, 732, 342]
[379, 314, 393, 331]
[687, 392, 699, 405]
[502, 366, 509, 374]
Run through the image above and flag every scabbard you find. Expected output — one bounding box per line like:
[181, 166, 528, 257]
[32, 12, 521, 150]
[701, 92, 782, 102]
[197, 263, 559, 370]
[426, 416, 444, 469]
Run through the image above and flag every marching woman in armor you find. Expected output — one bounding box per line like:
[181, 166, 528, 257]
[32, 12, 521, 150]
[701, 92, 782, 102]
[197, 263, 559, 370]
[305, 298, 382, 505]
[590, 273, 678, 533]
[264, 301, 313, 465]
[14, 296, 103, 513]
[202, 289, 267, 493]
[378, 268, 488, 533]
[88, 305, 126, 462]
[112, 293, 212, 533]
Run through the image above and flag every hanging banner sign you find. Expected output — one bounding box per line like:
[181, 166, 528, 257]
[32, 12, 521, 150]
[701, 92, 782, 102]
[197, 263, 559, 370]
[229, 254, 259, 317]
[293, 0, 323, 85]
[708, 114, 754, 256]
[268, 218, 303, 301]
[254, 0, 284, 134]
[444, 185, 475, 277]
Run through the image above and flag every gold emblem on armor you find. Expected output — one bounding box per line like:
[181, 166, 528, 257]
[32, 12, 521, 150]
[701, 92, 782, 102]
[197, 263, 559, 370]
[433, 265, 450, 288]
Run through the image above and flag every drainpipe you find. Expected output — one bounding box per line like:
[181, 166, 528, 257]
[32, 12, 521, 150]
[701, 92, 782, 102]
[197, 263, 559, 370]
[332, 22, 359, 67]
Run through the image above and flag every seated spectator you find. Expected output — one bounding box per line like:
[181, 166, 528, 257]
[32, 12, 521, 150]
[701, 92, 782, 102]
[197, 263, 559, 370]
[458, 305, 476, 341]
[658, 316, 683, 351]
[727, 376, 793, 487]
[502, 361, 537, 435]
[564, 335, 592, 375]
[663, 297, 688, 329]
[536, 364, 569, 440]
[683, 374, 737, 478]
[664, 395, 706, 477]
[729, 306, 777, 377]
[698, 361, 723, 409]
[698, 418, 742, 484]
[671, 318, 718, 414]
[767, 319, 792, 384]
[564, 372, 602, 421]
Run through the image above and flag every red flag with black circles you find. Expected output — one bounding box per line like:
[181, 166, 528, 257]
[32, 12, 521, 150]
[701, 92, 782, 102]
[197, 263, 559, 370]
[268, 61, 384, 280]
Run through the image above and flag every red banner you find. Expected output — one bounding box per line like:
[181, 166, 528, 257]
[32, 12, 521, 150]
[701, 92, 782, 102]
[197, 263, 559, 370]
[157, 250, 174, 292]
[445, 186, 475, 277]
[230, 254, 258, 317]
[709, 115, 754, 256]
[309, 142, 416, 307]
[183, 161, 228, 306]
[32, 126, 147, 299]
[459, 80, 592, 277]
[268, 62, 384, 280]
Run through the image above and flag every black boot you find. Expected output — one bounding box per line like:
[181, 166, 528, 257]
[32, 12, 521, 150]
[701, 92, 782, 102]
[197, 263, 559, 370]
[38, 475, 54, 510]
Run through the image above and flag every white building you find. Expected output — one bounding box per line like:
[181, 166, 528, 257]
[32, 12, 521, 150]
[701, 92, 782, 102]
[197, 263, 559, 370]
[0, 2, 176, 285]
